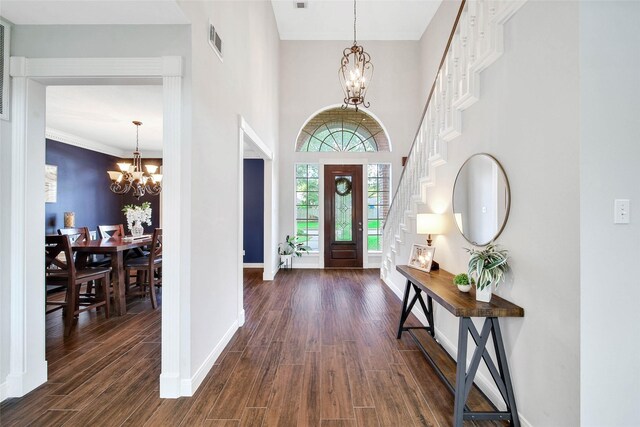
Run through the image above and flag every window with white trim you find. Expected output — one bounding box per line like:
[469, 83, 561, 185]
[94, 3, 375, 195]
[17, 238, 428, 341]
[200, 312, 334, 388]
[367, 163, 391, 252]
[295, 164, 320, 252]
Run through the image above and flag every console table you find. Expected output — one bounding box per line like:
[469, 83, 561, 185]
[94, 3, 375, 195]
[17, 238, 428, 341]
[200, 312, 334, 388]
[396, 265, 524, 426]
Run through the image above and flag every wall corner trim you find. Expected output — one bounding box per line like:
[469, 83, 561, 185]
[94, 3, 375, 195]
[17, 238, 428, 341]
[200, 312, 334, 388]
[0, 381, 7, 402]
[9, 57, 26, 77]
[159, 373, 181, 399]
[162, 56, 183, 77]
[179, 319, 239, 397]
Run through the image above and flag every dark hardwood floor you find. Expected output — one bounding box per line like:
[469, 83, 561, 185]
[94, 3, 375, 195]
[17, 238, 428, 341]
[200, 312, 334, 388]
[1, 269, 501, 426]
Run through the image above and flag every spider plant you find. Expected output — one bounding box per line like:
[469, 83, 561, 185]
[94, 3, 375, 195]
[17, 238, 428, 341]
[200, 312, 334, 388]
[465, 244, 509, 291]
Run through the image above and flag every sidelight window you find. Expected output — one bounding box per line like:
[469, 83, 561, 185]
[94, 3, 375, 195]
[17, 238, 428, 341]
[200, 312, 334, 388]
[367, 163, 391, 252]
[295, 164, 320, 252]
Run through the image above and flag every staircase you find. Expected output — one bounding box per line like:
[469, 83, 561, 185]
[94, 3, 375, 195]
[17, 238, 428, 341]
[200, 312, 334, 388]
[381, 0, 526, 282]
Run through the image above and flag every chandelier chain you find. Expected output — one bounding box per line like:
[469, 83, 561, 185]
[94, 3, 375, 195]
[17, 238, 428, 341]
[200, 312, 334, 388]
[135, 124, 140, 152]
[353, 0, 357, 45]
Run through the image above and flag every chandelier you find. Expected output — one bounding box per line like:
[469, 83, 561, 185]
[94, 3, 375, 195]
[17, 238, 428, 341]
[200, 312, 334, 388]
[338, 0, 373, 112]
[107, 121, 162, 199]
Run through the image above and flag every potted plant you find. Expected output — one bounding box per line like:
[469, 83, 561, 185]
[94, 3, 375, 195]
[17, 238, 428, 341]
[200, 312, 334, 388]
[453, 273, 475, 293]
[122, 202, 152, 237]
[278, 235, 311, 269]
[465, 244, 509, 303]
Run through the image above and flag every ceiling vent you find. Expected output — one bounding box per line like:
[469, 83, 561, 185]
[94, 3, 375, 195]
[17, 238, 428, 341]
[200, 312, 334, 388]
[0, 18, 10, 120]
[208, 21, 223, 62]
[294, 1, 308, 9]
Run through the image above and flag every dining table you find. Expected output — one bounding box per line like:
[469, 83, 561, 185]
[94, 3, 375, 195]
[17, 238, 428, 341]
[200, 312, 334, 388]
[72, 235, 153, 316]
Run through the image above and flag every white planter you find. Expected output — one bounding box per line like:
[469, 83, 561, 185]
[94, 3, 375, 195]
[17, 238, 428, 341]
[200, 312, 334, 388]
[280, 254, 293, 270]
[457, 283, 472, 293]
[476, 284, 493, 302]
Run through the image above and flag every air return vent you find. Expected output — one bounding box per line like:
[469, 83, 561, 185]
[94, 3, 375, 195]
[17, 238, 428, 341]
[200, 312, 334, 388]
[294, 1, 308, 9]
[208, 21, 223, 62]
[0, 18, 10, 120]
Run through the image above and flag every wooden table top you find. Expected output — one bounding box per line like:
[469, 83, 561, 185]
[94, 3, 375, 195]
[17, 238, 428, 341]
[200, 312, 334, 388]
[396, 265, 524, 318]
[72, 235, 153, 253]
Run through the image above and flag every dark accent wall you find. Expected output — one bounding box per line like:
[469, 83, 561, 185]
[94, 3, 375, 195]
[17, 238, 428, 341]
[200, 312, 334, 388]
[243, 159, 264, 263]
[45, 139, 161, 235]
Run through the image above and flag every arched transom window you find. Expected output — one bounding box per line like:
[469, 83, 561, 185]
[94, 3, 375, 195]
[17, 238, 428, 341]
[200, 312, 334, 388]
[296, 108, 390, 152]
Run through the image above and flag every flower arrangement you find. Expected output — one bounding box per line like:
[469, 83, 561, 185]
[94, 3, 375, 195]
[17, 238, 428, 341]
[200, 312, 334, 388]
[122, 202, 152, 232]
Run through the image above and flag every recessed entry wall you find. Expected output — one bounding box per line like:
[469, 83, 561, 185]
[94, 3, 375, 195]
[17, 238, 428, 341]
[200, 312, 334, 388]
[243, 159, 265, 264]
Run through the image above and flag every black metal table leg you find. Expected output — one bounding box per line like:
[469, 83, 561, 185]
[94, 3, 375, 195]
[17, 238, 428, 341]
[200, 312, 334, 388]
[397, 280, 412, 339]
[397, 281, 434, 339]
[491, 318, 520, 427]
[453, 317, 470, 426]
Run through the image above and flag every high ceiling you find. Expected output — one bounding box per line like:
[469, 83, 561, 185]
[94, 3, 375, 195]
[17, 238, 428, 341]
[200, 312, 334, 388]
[1, 0, 441, 41]
[46, 86, 163, 156]
[271, 0, 442, 41]
[0, 1, 189, 25]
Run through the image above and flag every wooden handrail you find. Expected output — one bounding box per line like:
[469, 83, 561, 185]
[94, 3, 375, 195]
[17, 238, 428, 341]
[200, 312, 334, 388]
[383, 0, 466, 231]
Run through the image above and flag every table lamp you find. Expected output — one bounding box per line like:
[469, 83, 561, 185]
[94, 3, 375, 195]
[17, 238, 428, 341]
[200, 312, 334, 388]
[416, 213, 444, 270]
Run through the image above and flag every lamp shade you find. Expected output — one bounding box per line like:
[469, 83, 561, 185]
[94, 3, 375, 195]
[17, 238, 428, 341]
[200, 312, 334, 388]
[416, 213, 444, 235]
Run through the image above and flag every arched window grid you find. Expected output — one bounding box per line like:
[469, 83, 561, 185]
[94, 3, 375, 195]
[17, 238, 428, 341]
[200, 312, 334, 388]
[296, 107, 390, 152]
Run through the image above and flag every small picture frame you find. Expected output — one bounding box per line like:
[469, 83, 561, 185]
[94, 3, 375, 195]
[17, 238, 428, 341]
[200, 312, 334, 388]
[408, 244, 436, 272]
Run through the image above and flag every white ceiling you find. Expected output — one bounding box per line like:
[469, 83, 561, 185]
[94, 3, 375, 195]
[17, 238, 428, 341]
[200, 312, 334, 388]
[2, 0, 441, 40]
[0, 1, 189, 25]
[271, 0, 442, 40]
[46, 85, 163, 157]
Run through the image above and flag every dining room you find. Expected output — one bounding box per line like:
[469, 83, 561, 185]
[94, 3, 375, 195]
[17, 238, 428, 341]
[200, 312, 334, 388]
[43, 85, 164, 368]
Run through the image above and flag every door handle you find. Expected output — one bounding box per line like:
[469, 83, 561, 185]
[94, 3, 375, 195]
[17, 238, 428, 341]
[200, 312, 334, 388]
[358, 222, 362, 225]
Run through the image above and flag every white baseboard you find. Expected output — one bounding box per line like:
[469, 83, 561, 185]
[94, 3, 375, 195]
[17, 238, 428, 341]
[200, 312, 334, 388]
[381, 275, 532, 427]
[238, 309, 246, 327]
[159, 372, 181, 398]
[5, 360, 48, 399]
[263, 265, 278, 281]
[0, 381, 8, 402]
[243, 263, 264, 268]
[179, 319, 239, 396]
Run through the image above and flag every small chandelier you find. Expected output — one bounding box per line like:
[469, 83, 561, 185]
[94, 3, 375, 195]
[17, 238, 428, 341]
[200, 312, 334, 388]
[107, 120, 162, 199]
[338, 0, 373, 111]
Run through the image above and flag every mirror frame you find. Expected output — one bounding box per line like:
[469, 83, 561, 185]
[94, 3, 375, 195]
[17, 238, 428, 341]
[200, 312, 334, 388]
[452, 153, 511, 246]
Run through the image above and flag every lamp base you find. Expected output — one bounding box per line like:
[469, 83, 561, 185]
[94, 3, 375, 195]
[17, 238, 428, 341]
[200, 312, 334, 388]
[430, 260, 440, 271]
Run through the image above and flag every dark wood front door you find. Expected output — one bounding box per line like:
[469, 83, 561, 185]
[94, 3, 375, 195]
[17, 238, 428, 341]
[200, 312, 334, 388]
[324, 165, 363, 268]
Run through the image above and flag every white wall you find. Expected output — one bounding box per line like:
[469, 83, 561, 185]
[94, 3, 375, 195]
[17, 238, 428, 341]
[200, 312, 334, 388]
[387, 2, 581, 425]
[175, 0, 280, 384]
[278, 40, 422, 268]
[580, 2, 640, 424]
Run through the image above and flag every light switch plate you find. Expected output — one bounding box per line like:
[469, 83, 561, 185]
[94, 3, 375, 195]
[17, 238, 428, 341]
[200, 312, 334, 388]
[614, 199, 630, 224]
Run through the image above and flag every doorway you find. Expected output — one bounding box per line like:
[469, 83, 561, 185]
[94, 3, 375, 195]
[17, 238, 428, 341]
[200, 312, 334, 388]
[7, 56, 184, 399]
[323, 165, 363, 268]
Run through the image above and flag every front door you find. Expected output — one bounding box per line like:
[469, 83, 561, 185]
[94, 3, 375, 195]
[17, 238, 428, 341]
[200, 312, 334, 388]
[324, 165, 363, 268]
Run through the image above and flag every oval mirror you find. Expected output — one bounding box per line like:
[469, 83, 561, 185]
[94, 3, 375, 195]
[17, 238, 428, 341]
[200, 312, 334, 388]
[452, 153, 511, 246]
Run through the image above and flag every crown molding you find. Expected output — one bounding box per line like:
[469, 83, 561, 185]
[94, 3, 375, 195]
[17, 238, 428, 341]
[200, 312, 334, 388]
[45, 128, 163, 159]
[45, 127, 124, 157]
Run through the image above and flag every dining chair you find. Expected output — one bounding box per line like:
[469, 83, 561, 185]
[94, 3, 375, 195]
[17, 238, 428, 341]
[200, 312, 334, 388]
[124, 228, 162, 309]
[97, 224, 125, 239]
[45, 235, 112, 336]
[58, 226, 91, 243]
